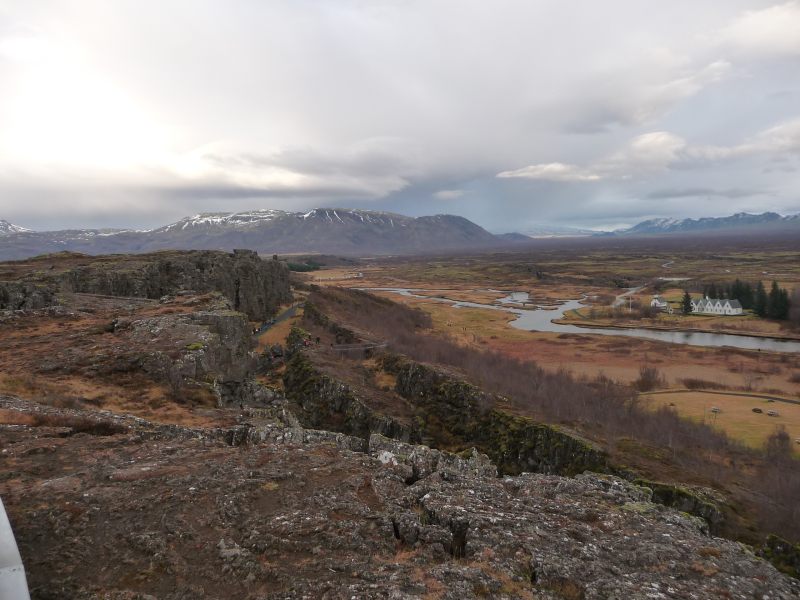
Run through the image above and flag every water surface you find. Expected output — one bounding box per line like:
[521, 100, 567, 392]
[362, 288, 800, 353]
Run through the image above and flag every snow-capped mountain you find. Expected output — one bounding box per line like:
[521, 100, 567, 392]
[0, 208, 505, 260]
[153, 208, 413, 233]
[154, 209, 290, 232]
[618, 212, 799, 236]
[0, 220, 31, 236]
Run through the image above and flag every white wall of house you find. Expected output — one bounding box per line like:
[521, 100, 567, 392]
[691, 299, 743, 315]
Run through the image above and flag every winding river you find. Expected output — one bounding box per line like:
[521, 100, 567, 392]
[362, 288, 800, 353]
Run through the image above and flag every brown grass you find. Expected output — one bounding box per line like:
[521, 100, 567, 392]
[306, 285, 800, 544]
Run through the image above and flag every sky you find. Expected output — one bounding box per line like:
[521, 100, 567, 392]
[1, 1, 799, 233]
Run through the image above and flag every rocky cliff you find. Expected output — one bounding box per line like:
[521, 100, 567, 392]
[283, 351, 610, 477]
[56, 249, 291, 320]
[116, 300, 257, 396]
[383, 354, 610, 476]
[0, 249, 291, 321]
[283, 351, 417, 442]
[1, 395, 797, 598]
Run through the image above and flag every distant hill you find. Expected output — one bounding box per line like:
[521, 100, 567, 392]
[0, 219, 31, 236]
[0, 208, 509, 260]
[522, 225, 597, 238]
[495, 232, 532, 243]
[616, 212, 800, 236]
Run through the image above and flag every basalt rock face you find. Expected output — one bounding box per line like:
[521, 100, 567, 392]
[635, 479, 725, 535]
[282, 352, 734, 534]
[0, 281, 56, 310]
[382, 354, 611, 476]
[761, 535, 800, 579]
[2, 396, 797, 599]
[283, 351, 610, 477]
[282, 352, 418, 442]
[55, 249, 290, 320]
[121, 306, 256, 392]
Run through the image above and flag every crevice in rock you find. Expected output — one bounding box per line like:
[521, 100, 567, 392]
[449, 518, 469, 559]
[403, 465, 421, 486]
[225, 425, 252, 447]
[391, 519, 401, 541]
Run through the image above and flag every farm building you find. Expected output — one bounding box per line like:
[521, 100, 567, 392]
[649, 295, 673, 314]
[691, 297, 743, 315]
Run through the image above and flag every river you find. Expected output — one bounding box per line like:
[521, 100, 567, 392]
[361, 288, 800, 353]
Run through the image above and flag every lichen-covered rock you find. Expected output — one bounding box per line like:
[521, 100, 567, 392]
[3, 395, 796, 599]
[0, 281, 56, 310]
[123, 305, 255, 389]
[635, 479, 725, 534]
[369, 434, 497, 482]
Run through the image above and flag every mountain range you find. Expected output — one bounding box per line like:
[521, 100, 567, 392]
[1, 209, 798, 261]
[0, 209, 517, 260]
[616, 211, 800, 236]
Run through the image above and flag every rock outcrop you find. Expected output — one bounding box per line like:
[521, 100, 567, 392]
[384, 354, 610, 476]
[283, 352, 417, 442]
[283, 351, 610, 477]
[0, 281, 55, 310]
[1, 249, 291, 321]
[56, 249, 290, 320]
[120, 304, 256, 394]
[1, 395, 797, 599]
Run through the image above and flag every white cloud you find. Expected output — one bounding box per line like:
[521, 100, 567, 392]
[602, 131, 687, 174]
[719, 1, 800, 57]
[687, 117, 800, 161]
[497, 163, 603, 182]
[497, 119, 800, 183]
[167, 139, 416, 199]
[498, 132, 687, 181]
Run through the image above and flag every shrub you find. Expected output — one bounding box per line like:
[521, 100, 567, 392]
[634, 365, 666, 392]
[682, 378, 727, 391]
[30, 413, 127, 436]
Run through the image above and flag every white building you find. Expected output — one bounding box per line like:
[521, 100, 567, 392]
[691, 297, 743, 315]
[650, 295, 673, 314]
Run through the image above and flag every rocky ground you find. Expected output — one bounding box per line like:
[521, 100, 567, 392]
[1, 395, 797, 599]
[1, 251, 798, 598]
[0, 290, 259, 422]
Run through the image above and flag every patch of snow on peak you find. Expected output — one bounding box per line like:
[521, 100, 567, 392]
[0, 220, 32, 235]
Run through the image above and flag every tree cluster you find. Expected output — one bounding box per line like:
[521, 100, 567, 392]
[758, 280, 790, 320]
[703, 279, 755, 308]
[700, 279, 791, 320]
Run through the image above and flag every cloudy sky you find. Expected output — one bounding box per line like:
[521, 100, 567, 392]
[1, 1, 799, 232]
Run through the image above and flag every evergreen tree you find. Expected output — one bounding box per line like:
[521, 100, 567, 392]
[729, 279, 742, 301]
[755, 281, 768, 317]
[773, 287, 790, 320]
[681, 291, 693, 315]
[740, 281, 754, 309]
[707, 283, 717, 299]
[768, 281, 782, 319]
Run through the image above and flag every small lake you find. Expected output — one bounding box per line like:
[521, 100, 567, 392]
[362, 288, 800, 353]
